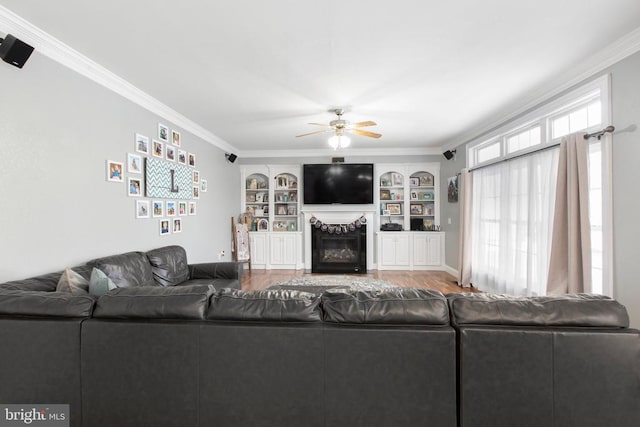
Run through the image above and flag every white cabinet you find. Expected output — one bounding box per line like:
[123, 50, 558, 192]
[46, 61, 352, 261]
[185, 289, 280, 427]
[269, 233, 300, 268]
[249, 233, 268, 269]
[377, 231, 445, 270]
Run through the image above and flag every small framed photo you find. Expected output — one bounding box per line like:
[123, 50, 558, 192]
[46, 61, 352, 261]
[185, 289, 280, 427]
[420, 175, 434, 186]
[287, 205, 296, 215]
[201, 179, 208, 192]
[136, 200, 150, 218]
[128, 153, 142, 174]
[193, 186, 200, 199]
[380, 177, 391, 187]
[188, 153, 196, 167]
[410, 177, 419, 187]
[387, 203, 401, 215]
[158, 123, 169, 142]
[178, 201, 187, 216]
[276, 176, 289, 189]
[258, 218, 269, 231]
[173, 218, 182, 233]
[178, 149, 187, 165]
[152, 140, 163, 158]
[135, 133, 149, 154]
[277, 205, 287, 215]
[166, 201, 177, 217]
[410, 191, 418, 200]
[128, 177, 142, 197]
[193, 170, 200, 184]
[382, 209, 391, 216]
[171, 130, 181, 147]
[160, 219, 170, 236]
[106, 160, 124, 182]
[380, 189, 391, 200]
[152, 200, 164, 217]
[165, 145, 176, 162]
[188, 201, 197, 215]
[410, 204, 424, 215]
[391, 173, 403, 186]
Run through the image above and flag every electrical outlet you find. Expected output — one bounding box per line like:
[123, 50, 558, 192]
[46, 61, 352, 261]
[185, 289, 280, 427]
[217, 250, 225, 260]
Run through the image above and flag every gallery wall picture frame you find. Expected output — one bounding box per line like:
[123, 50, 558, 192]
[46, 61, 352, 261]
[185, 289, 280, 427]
[152, 140, 164, 158]
[188, 153, 196, 167]
[160, 219, 170, 236]
[165, 145, 176, 162]
[135, 133, 149, 155]
[193, 186, 200, 199]
[128, 177, 142, 197]
[136, 200, 150, 218]
[387, 203, 401, 215]
[448, 175, 459, 203]
[128, 153, 142, 174]
[106, 160, 124, 182]
[178, 149, 187, 165]
[173, 218, 182, 233]
[201, 179, 208, 192]
[171, 130, 181, 147]
[193, 170, 200, 184]
[166, 201, 177, 217]
[178, 201, 187, 216]
[158, 123, 169, 142]
[188, 201, 197, 215]
[152, 200, 164, 217]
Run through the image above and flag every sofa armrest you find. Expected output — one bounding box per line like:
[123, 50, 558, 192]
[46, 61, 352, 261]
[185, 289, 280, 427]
[189, 262, 243, 281]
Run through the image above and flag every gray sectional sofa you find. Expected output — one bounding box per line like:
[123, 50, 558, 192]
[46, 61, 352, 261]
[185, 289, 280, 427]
[0, 245, 638, 427]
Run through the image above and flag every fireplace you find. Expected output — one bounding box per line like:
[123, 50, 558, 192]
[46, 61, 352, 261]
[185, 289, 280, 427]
[311, 226, 367, 273]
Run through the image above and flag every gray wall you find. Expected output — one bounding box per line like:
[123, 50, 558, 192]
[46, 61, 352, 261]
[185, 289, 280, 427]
[439, 149, 466, 272]
[0, 52, 239, 282]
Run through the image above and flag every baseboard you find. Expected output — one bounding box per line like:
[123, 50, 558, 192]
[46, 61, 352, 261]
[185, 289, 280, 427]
[443, 264, 459, 278]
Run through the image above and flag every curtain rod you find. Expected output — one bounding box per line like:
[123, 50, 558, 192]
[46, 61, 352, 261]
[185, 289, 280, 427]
[469, 125, 615, 172]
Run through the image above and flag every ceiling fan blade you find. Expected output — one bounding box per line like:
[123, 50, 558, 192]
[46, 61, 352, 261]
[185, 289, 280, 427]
[351, 129, 382, 139]
[307, 122, 332, 127]
[296, 129, 330, 138]
[351, 121, 377, 128]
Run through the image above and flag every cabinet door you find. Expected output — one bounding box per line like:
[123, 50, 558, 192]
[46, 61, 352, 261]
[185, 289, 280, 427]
[380, 233, 410, 266]
[250, 233, 268, 266]
[424, 234, 442, 266]
[395, 234, 411, 266]
[380, 234, 399, 265]
[282, 234, 297, 265]
[269, 235, 284, 265]
[413, 233, 442, 266]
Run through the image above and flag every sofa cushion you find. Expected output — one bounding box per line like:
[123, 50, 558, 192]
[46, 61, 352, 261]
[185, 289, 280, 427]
[89, 251, 156, 288]
[146, 245, 190, 286]
[208, 289, 322, 322]
[56, 268, 90, 295]
[322, 288, 450, 325]
[0, 288, 95, 318]
[0, 264, 92, 292]
[88, 268, 117, 297]
[447, 293, 630, 328]
[93, 286, 215, 319]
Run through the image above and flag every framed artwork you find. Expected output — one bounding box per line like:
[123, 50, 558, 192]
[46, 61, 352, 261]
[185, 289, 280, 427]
[188, 201, 197, 215]
[188, 153, 196, 167]
[193, 186, 200, 199]
[152, 140, 163, 158]
[165, 145, 176, 162]
[410, 177, 419, 186]
[173, 218, 182, 233]
[448, 175, 459, 202]
[135, 133, 149, 154]
[273, 221, 287, 231]
[420, 175, 434, 186]
[410, 204, 424, 215]
[171, 130, 181, 147]
[128, 153, 142, 174]
[146, 158, 193, 199]
[166, 201, 176, 217]
[257, 218, 269, 231]
[380, 177, 391, 187]
[193, 170, 200, 184]
[382, 209, 391, 216]
[411, 191, 418, 200]
[201, 179, 208, 192]
[178, 201, 187, 216]
[387, 203, 401, 215]
[159, 219, 170, 236]
[136, 200, 150, 218]
[106, 160, 124, 182]
[391, 173, 403, 186]
[380, 189, 391, 200]
[276, 176, 289, 189]
[287, 206, 296, 215]
[178, 149, 187, 165]
[152, 200, 164, 217]
[128, 177, 142, 197]
[277, 205, 287, 215]
[158, 123, 169, 142]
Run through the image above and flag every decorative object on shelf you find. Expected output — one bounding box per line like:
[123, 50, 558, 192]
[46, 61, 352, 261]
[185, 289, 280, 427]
[276, 175, 289, 189]
[258, 218, 269, 231]
[380, 177, 391, 187]
[448, 175, 459, 203]
[380, 189, 391, 200]
[107, 160, 124, 183]
[308, 214, 367, 234]
[410, 191, 418, 200]
[247, 178, 257, 189]
[392, 173, 403, 186]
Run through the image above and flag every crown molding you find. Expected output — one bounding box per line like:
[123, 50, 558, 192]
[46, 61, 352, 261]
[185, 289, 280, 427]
[239, 146, 443, 159]
[0, 5, 237, 154]
[442, 25, 640, 151]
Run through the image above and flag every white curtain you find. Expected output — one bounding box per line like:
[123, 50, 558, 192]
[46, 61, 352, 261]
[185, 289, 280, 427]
[458, 169, 473, 287]
[470, 148, 559, 296]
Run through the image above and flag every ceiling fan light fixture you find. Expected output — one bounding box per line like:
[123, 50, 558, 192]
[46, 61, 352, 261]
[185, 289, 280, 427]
[328, 134, 350, 150]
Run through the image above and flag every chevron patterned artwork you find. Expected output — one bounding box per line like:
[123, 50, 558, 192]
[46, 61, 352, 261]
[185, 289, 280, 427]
[145, 157, 193, 199]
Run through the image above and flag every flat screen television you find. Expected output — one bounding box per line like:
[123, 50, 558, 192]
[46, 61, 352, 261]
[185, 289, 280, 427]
[303, 163, 374, 204]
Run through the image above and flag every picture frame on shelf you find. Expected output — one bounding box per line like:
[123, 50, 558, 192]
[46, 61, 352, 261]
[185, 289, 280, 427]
[135, 133, 149, 155]
[387, 203, 401, 215]
[106, 160, 124, 182]
[277, 205, 287, 215]
[255, 192, 263, 202]
[380, 189, 391, 200]
[420, 175, 434, 186]
[287, 206, 296, 215]
[410, 204, 424, 215]
[276, 176, 289, 189]
[391, 173, 403, 186]
[136, 200, 150, 218]
[160, 219, 170, 236]
[152, 200, 164, 217]
[247, 193, 256, 202]
[410, 177, 419, 186]
[258, 218, 269, 231]
[380, 176, 391, 187]
[247, 178, 258, 189]
[382, 209, 391, 216]
[273, 221, 287, 231]
[158, 123, 169, 142]
[289, 192, 297, 202]
[410, 191, 418, 200]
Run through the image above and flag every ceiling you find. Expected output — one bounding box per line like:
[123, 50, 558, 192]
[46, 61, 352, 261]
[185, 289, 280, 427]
[2, 1, 640, 156]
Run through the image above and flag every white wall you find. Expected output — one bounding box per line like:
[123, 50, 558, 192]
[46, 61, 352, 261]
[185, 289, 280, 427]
[0, 51, 239, 282]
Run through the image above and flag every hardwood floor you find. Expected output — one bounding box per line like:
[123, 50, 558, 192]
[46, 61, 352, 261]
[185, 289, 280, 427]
[242, 269, 478, 294]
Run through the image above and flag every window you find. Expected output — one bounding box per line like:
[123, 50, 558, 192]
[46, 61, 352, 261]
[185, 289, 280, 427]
[466, 75, 612, 296]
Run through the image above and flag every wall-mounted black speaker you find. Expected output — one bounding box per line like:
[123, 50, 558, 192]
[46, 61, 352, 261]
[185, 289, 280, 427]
[0, 34, 34, 69]
[443, 149, 456, 160]
[225, 153, 237, 163]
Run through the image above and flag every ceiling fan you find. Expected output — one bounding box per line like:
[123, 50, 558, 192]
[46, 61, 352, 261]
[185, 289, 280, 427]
[296, 109, 382, 141]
